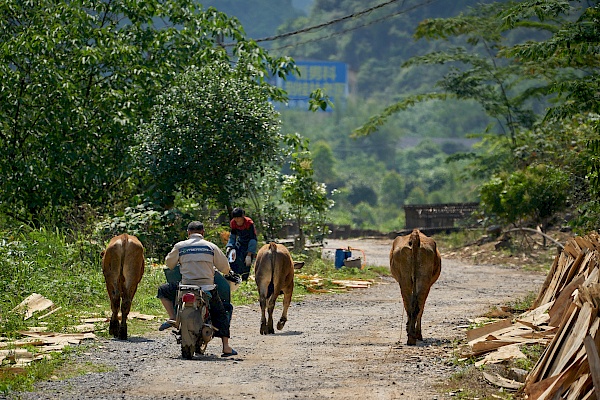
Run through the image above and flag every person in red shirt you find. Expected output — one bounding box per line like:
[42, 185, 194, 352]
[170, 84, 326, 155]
[225, 207, 258, 281]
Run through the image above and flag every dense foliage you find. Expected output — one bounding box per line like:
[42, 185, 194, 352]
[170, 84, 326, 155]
[0, 0, 296, 227]
[2, 0, 598, 236]
[347, 0, 600, 232]
[135, 62, 283, 210]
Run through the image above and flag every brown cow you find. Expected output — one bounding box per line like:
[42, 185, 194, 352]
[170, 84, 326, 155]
[101, 234, 145, 340]
[390, 229, 441, 345]
[254, 242, 304, 335]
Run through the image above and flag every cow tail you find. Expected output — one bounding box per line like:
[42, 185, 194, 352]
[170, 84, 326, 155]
[410, 230, 420, 317]
[119, 234, 128, 280]
[267, 242, 277, 297]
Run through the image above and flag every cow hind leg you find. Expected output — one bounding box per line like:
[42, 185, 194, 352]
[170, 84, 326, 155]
[107, 285, 121, 338]
[118, 278, 140, 340]
[398, 282, 418, 345]
[259, 294, 269, 335]
[266, 294, 277, 334]
[415, 287, 432, 341]
[406, 294, 420, 345]
[119, 296, 132, 340]
[277, 289, 293, 331]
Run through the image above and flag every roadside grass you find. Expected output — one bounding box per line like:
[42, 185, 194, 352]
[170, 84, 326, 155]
[439, 292, 543, 399]
[0, 228, 389, 394]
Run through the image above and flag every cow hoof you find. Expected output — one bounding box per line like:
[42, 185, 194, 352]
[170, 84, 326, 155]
[277, 320, 286, 330]
[118, 325, 128, 340]
[407, 337, 417, 346]
[268, 327, 275, 334]
[109, 320, 120, 337]
[260, 324, 268, 335]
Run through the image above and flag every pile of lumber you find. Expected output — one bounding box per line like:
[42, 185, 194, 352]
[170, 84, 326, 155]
[522, 231, 600, 399]
[459, 231, 600, 398]
[295, 274, 374, 292]
[463, 302, 556, 369]
[2, 293, 157, 368]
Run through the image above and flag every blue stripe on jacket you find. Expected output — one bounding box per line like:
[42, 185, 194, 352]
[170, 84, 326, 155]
[179, 245, 214, 256]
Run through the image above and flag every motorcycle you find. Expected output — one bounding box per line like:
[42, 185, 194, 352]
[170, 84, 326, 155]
[175, 284, 214, 359]
[164, 265, 240, 359]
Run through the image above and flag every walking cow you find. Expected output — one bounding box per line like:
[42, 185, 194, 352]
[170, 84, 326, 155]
[390, 229, 441, 345]
[101, 234, 145, 340]
[254, 242, 304, 335]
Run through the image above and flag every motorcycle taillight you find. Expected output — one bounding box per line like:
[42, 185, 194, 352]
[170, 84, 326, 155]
[182, 293, 196, 303]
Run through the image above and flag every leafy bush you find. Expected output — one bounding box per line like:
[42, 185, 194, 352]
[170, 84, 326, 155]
[480, 165, 569, 228]
[93, 202, 195, 260]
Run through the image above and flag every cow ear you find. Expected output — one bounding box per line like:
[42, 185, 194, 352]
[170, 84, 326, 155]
[293, 262, 304, 270]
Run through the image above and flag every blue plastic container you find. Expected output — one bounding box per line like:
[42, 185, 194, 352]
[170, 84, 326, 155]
[334, 249, 352, 269]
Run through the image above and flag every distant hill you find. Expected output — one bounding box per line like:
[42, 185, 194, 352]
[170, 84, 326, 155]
[199, 0, 307, 39]
[292, 0, 314, 13]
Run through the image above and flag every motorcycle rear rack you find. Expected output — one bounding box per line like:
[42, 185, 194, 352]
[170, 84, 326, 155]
[178, 284, 201, 291]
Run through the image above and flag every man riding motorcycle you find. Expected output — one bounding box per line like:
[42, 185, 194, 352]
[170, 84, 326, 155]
[157, 221, 241, 357]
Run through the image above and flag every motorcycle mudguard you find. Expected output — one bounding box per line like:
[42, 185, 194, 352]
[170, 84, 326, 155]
[179, 306, 203, 348]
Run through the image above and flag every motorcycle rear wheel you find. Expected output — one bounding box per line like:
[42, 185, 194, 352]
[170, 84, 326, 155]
[195, 340, 208, 355]
[181, 344, 194, 360]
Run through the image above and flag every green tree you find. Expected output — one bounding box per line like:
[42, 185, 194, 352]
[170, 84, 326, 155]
[0, 0, 297, 225]
[480, 165, 569, 228]
[353, 1, 545, 142]
[247, 169, 289, 242]
[500, 1, 600, 231]
[380, 171, 406, 207]
[282, 135, 333, 249]
[354, 0, 600, 230]
[311, 141, 338, 186]
[406, 187, 427, 205]
[135, 62, 283, 210]
[352, 202, 377, 229]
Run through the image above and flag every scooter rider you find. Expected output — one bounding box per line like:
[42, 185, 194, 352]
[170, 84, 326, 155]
[157, 221, 241, 357]
[226, 207, 258, 281]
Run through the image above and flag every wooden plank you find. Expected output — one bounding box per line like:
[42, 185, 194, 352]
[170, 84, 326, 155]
[548, 275, 585, 327]
[475, 343, 526, 367]
[526, 374, 562, 400]
[11, 293, 55, 320]
[0, 338, 45, 348]
[471, 340, 516, 355]
[565, 373, 591, 400]
[583, 335, 600, 400]
[550, 302, 593, 376]
[534, 254, 560, 308]
[540, 255, 572, 305]
[466, 319, 512, 342]
[482, 372, 522, 391]
[566, 249, 589, 285]
[581, 389, 595, 400]
[518, 301, 553, 326]
[534, 354, 584, 400]
[527, 302, 578, 384]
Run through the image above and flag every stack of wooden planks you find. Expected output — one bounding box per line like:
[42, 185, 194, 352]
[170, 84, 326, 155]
[459, 231, 600, 398]
[463, 302, 556, 369]
[522, 231, 600, 399]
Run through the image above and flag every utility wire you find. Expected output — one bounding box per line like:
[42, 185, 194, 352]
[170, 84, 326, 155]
[257, 0, 404, 43]
[269, 0, 439, 52]
[222, 0, 406, 47]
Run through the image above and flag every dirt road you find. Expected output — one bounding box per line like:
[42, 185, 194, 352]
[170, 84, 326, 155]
[12, 237, 546, 400]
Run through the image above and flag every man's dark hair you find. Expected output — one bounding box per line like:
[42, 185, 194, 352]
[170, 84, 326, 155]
[231, 207, 245, 218]
[187, 221, 204, 232]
